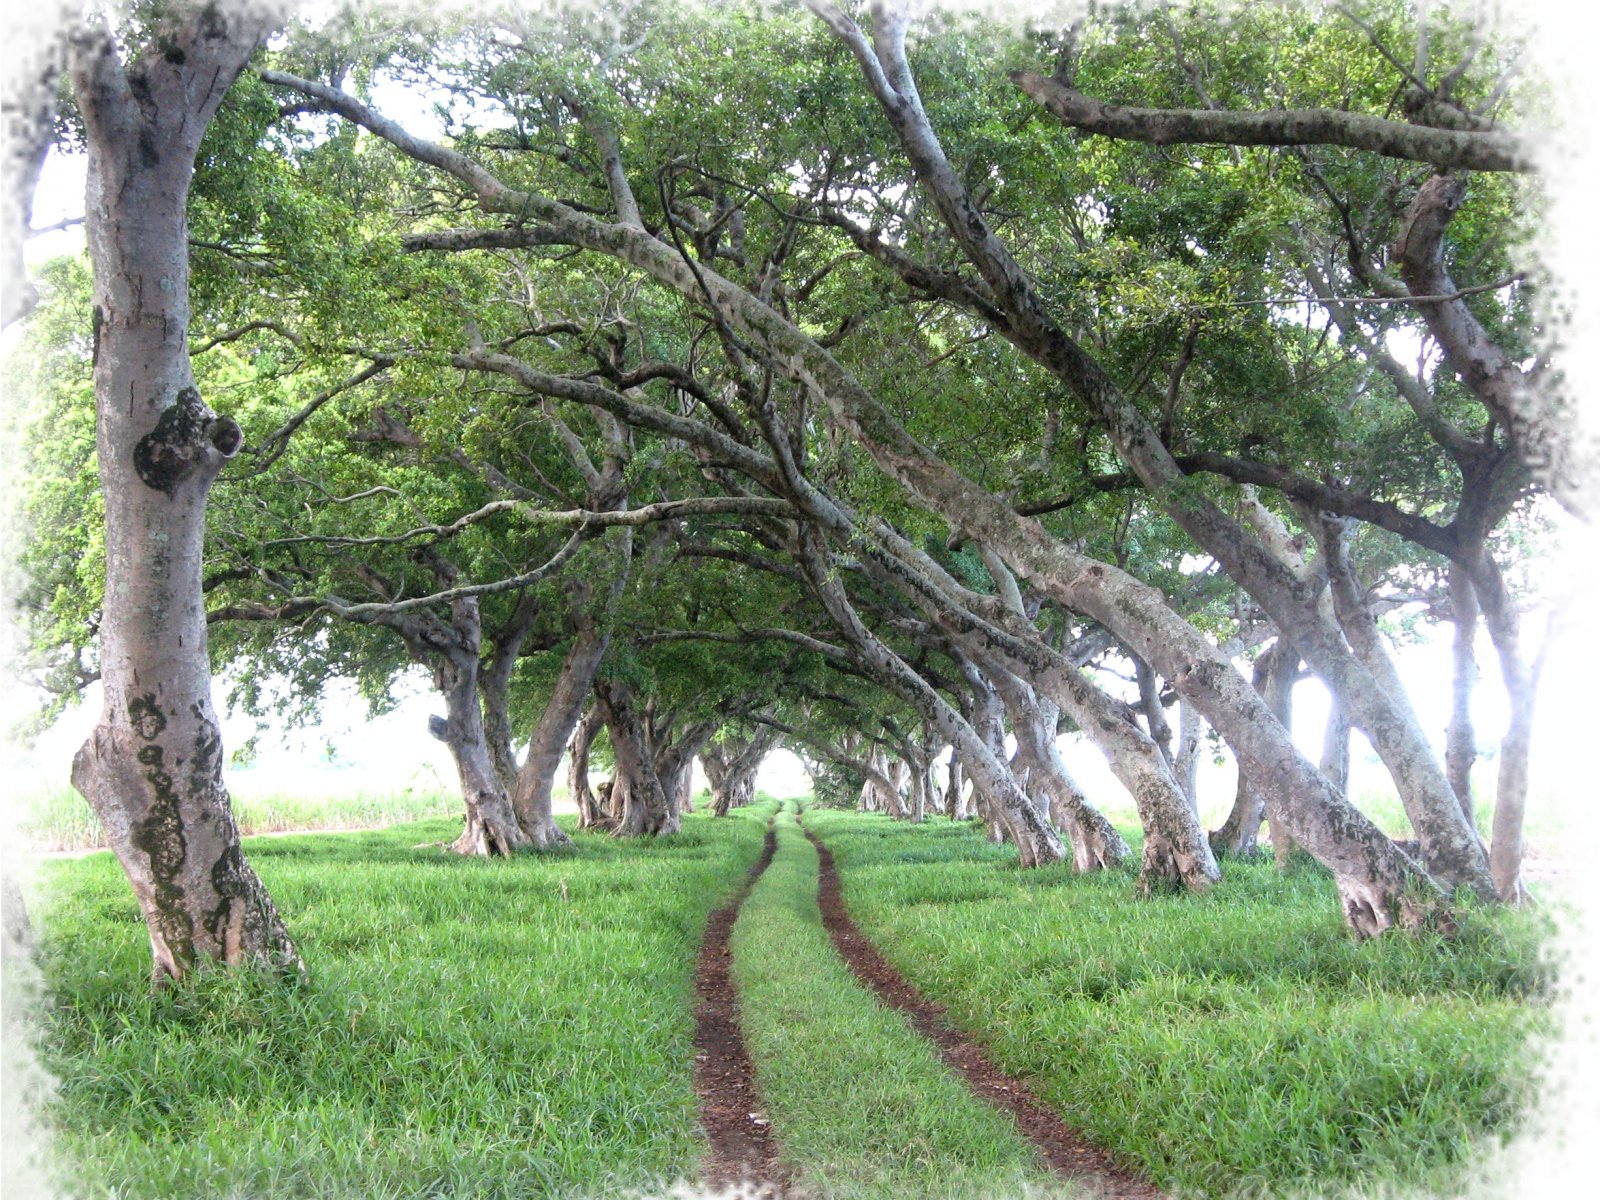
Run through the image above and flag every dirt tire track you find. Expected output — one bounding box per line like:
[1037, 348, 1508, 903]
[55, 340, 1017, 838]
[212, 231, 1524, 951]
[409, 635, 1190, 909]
[800, 819, 1166, 1200]
[693, 816, 787, 1196]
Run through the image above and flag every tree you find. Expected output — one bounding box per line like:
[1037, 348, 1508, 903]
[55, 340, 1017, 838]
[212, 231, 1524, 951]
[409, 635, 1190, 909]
[63, 0, 299, 981]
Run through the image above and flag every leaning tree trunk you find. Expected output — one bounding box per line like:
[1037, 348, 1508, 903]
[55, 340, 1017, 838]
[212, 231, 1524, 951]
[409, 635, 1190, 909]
[285, 71, 1442, 932]
[568, 705, 606, 829]
[595, 679, 677, 837]
[67, 8, 300, 982]
[798, 10, 1483, 905]
[1211, 641, 1281, 857]
[960, 631, 1214, 891]
[993, 669, 1130, 873]
[796, 527, 1064, 866]
[510, 623, 610, 848]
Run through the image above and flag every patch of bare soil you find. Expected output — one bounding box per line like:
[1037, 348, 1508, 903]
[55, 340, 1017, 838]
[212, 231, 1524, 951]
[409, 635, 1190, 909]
[693, 820, 788, 1198]
[800, 820, 1166, 1200]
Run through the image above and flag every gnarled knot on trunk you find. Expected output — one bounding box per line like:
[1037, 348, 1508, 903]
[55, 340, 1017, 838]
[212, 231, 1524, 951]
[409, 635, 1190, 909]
[133, 386, 243, 493]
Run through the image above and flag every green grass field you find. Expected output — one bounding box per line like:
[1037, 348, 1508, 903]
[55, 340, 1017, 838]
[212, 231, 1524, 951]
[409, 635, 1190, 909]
[28, 805, 772, 1199]
[21, 795, 1553, 1199]
[799, 808, 1552, 1199]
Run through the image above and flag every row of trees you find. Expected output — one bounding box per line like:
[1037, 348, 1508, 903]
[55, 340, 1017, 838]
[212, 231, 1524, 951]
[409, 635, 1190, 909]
[7, 0, 1581, 979]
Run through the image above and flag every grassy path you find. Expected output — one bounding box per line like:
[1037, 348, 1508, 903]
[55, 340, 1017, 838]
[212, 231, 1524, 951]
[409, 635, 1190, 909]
[727, 807, 1081, 1199]
[693, 812, 785, 1193]
[29, 801, 1545, 1199]
[799, 814, 1164, 1199]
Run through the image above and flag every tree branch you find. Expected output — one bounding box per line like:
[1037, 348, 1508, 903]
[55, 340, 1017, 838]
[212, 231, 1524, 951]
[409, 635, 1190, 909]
[1011, 74, 1532, 173]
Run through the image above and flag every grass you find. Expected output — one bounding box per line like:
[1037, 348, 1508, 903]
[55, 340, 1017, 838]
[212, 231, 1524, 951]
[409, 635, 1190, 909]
[799, 809, 1553, 1200]
[23, 792, 1555, 1200]
[729, 805, 1076, 1199]
[29, 803, 774, 1199]
[16, 785, 472, 851]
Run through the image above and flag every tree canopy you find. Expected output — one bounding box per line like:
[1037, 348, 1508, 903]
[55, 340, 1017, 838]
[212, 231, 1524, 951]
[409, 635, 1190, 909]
[7, 0, 1587, 965]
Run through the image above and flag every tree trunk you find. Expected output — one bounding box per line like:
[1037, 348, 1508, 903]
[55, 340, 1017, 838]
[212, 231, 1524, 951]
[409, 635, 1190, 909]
[1320, 694, 1352, 800]
[414, 598, 530, 859]
[1173, 700, 1203, 812]
[958, 630, 1214, 891]
[1312, 515, 1490, 889]
[1445, 562, 1481, 823]
[705, 725, 778, 816]
[654, 718, 716, 825]
[595, 679, 677, 837]
[991, 668, 1131, 874]
[510, 623, 610, 848]
[569, 705, 606, 830]
[1133, 654, 1175, 767]
[67, 9, 300, 982]
[1210, 639, 1289, 858]
[1260, 638, 1302, 867]
[1466, 551, 1546, 903]
[944, 755, 965, 819]
[481, 592, 542, 794]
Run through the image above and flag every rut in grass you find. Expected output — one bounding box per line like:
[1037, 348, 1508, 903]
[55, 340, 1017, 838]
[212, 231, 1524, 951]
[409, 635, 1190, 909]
[797, 814, 1166, 1200]
[694, 812, 786, 1196]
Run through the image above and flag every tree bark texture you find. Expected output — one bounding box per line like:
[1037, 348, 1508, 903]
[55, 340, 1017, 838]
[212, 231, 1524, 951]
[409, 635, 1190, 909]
[594, 679, 677, 837]
[568, 705, 606, 829]
[68, 7, 300, 982]
[412, 596, 530, 858]
[509, 621, 609, 848]
[1446, 561, 1481, 823]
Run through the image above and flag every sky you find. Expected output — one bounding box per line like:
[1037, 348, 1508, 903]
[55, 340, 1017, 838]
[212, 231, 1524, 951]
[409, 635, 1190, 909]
[4, 1, 1600, 1196]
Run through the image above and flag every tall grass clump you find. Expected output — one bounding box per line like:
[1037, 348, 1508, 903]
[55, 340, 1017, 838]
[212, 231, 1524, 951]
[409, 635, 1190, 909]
[729, 807, 1071, 1199]
[800, 810, 1551, 1199]
[31, 804, 775, 1199]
